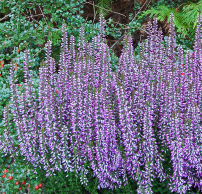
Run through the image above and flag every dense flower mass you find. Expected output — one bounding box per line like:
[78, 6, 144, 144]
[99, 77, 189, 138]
[0, 13, 201, 193]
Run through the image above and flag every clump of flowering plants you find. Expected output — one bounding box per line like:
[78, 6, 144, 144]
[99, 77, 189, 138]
[0, 13, 202, 194]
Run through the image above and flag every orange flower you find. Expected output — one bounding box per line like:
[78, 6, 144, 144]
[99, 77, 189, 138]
[15, 63, 17, 71]
[18, 84, 22, 87]
[181, 73, 184, 76]
[17, 49, 20, 53]
[1, 63, 3, 68]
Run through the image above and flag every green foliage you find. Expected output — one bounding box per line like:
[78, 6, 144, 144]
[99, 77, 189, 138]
[42, 169, 85, 194]
[94, 0, 113, 18]
[97, 175, 138, 194]
[137, 5, 188, 36]
[80, 159, 99, 194]
[137, 0, 202, 52]
[0, 80, 10, 121]
[0, 151, 43, 193]
[0, 0, 91, 64]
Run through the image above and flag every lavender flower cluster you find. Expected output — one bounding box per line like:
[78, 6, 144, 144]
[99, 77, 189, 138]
[1, 13, 201, 194]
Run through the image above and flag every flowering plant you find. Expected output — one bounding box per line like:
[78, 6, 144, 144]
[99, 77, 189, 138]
[1, 13, 202, 194]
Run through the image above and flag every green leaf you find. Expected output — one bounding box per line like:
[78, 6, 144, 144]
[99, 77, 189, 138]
[88, 141, 94, 148]
[188, 118, 191, 126]
[74, 147, 77, 155]
[136, 171, 139, 178]
[147, 160, 150, 167]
